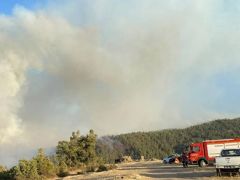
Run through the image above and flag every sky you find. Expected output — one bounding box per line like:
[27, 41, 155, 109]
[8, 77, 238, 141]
[0, 0, 240, 166]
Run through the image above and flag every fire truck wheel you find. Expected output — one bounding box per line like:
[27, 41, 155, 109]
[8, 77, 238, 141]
[198, 159, 207, 167]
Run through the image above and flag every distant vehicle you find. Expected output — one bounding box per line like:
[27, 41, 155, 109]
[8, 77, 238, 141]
[187, 138, 240, 167]
[216, 148, 240, 176]
[163, 154, 180, 164]
[163, 155, 175, 164]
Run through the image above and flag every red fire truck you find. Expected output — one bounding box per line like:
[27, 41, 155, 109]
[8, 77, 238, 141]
[188, 138, 240, 167]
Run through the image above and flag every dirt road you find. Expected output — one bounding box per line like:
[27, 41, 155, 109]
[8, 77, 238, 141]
[61, 161, 234, 180]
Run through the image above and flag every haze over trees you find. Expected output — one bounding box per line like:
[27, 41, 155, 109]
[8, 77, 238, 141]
[97, 118, 240, 163]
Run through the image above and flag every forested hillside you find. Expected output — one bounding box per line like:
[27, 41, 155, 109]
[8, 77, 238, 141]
[97, 118, 240, 163]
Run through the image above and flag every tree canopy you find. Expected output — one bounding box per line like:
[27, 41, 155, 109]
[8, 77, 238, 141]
[97, 118, 240, 163]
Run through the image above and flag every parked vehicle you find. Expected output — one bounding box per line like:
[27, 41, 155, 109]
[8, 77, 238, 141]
[216, 148, 240, 176]
[163, 155, 176, 164]
[163, 154, 181, 164]
[188, 138, 240, 167]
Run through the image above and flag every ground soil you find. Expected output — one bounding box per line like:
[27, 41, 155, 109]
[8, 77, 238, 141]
[56, 161, 240, 180]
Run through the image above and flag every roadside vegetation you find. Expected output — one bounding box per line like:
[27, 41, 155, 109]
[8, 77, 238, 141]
[0, 129, 112, 179]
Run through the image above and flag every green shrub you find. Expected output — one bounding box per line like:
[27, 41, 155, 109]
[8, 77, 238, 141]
[8, 149, 57, 179]
[57, 161, 69, 177]
[97, 164, 117, 172]
[13, 160, 40, 180]
[34, 149, 56, 178]
[56, 130, 97, 168]
[97, 165, 107, 172]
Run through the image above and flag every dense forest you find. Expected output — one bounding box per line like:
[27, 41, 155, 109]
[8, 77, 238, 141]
[97, 118, 240, 163]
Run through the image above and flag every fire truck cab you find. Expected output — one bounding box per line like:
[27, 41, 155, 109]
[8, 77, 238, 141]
[188, 139, 240, 167]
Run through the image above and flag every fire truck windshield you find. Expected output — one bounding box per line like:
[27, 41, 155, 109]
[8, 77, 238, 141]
[190, 146, 200, 152]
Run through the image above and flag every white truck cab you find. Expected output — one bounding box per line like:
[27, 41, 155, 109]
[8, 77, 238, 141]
[215, 148, 240, 176]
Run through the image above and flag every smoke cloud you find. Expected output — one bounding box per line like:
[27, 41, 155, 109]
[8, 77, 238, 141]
[0, 0, 240, 165]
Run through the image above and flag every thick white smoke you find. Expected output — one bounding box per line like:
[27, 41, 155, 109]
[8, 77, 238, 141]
[0, 54, 24, 144]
